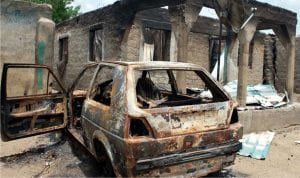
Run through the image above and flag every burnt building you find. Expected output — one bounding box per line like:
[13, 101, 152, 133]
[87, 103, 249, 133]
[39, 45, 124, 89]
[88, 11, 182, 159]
[54, 6, 263, 87]
[54, 0, 298, 105]
[1, 0, 55, 96]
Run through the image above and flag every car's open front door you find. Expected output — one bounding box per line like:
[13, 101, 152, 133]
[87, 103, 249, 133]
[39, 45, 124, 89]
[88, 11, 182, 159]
[1, 64, 68, 141]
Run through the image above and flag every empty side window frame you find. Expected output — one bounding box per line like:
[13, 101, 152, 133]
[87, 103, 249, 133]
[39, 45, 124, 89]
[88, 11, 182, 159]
[6, 67, 63, 97]
[89, 65, 114, 106]
[89, 24, 104, 62]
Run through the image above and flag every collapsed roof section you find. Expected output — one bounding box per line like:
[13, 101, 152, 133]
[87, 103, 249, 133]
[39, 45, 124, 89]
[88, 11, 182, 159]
[56, 0, 297, 106]
[57, 0, 297, 37]
[120, 0, 297, 29]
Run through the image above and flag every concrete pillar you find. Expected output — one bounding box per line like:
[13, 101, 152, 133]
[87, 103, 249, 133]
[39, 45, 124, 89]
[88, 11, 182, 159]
[237, 20, 257, 106]
[170, 31, 177, 62]
[287, 34, 296, 102]
[170, 18, 189, 93]
[169, 4, 202, 93]
[36, 17, 55, 67]
[224, 31, 238, 84]
[35, 17, 55, 90]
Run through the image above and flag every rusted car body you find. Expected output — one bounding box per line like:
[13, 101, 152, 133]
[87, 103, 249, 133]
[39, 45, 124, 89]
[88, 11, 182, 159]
[1, 61, 242, 177]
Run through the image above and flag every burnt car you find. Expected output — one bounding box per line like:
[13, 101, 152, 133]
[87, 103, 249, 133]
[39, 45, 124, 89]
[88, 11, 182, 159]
[1, 61, 242, 177]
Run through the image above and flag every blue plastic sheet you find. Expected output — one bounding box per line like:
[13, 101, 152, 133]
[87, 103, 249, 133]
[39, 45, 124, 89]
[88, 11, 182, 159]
[238, 131, 275, 159]
[224, 80, 286, 107]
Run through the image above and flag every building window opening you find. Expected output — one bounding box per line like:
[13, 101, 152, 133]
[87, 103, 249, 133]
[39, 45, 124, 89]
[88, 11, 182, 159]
[57, 37, 68, 77]
[143, 27, 171, 61]
[59, 37, 68, 62]
[90, 28, 103, 62]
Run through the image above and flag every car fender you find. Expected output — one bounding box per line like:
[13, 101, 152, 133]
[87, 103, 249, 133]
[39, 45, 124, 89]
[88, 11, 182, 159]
[92, 129, 122, 177]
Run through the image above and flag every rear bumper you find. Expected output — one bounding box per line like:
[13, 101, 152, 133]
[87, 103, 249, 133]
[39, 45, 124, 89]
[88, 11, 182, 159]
[136, 141, 241, 172]
[124, 123, 243, 177]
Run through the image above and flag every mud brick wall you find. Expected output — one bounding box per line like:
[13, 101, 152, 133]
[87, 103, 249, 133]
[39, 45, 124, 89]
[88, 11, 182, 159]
[123, 24, 211, 67]
[249, 35, 265, 85]
[275, 38, 288, 93]
[228, 34, 265, 85]
[55, 6, 268, 91]
[261, 35, 297, 94]
[260, 35, 297, 94]
[145, 70, 205, 92]
[187, 33, 210, 71]
[150, 71, 171, 91]
[0, 0, 53, 96]
[54, 3, 135, 88]
[122, 24, 142, 62]
[54, 26, 91, 88]
[0, 1, 52, 76]
[54, 7, 214, 89]
[263, 35, 276, 85]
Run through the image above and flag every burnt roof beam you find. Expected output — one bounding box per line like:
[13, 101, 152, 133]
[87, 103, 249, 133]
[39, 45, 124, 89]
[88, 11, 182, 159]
[121, 0, 297, 29]
[120, 0, 183, 11]
[247, 5, 297, 28]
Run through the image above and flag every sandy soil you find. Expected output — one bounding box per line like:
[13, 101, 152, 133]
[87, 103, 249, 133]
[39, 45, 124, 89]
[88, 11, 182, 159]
[1, 126, 299, 177]
[0, 132, 61, 157]
[230, 125, 300, 177]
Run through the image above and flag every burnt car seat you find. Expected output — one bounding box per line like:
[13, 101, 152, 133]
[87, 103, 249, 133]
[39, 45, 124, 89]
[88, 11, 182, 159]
[136, 72, 161, 101]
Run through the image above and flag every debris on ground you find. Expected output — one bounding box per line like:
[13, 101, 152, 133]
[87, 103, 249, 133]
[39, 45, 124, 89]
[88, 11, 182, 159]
[1, 126, 300, 177]
[238, 131, 275, 159]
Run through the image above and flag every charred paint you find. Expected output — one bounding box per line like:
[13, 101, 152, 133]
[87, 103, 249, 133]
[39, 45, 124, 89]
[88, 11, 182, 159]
[2, 61, 243, 177]
[1, 64, 67, 141]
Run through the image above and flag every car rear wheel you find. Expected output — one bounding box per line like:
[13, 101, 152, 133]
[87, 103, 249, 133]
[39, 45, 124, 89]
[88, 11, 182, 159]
[94, 140, 116, 177]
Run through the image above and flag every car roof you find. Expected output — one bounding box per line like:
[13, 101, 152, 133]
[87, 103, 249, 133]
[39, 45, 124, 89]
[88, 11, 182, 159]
[98, 61, 205, 70]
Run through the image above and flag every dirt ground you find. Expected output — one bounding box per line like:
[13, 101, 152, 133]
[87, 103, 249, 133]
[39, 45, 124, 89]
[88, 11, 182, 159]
[0, 125, 299, 177]
[230, 125, 300, 177]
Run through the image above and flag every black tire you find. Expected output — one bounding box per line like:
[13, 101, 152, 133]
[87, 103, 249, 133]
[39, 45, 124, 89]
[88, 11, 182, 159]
[94, 140, 116, 177]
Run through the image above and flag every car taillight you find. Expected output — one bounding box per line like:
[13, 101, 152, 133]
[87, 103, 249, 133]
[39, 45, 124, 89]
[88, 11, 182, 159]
[230, 108, 239, 124]
[129, 117, 153, 137]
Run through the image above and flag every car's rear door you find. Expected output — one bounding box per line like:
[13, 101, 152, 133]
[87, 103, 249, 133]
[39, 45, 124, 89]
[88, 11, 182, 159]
[1, 64, 68, 141]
